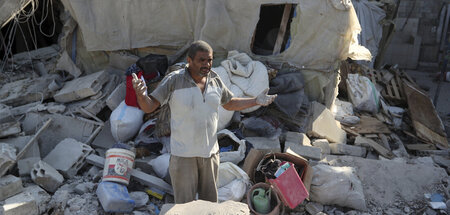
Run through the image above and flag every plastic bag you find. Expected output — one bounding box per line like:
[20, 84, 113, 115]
[110, 100, 144, 142]
[332, 98, 360, 125]
[217, 129, 246, 164]
[346, 74, 380, 113]
[217, 162, 251, 202]
[149, 153, 170, 178]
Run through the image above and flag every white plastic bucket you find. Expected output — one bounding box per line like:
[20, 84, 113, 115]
[103, 148, 135, 185]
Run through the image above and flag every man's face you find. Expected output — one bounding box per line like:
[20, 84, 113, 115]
[188, 51, 213, 78]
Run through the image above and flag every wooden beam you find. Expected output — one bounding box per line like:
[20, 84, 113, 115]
[273, 4, 292, 55]
[355, 136, 395, 159]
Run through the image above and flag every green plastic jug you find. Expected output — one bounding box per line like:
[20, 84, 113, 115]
[252, 188, 271, 214]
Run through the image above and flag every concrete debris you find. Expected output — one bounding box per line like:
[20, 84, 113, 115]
[306, 202, 324, 215]
[74, 182, 95, 195]
[0, 121, 21, 138]
[307, 102, 347, 144]
[0, 143, 16, 177]
[19, 185, 52, 214]
[0, 104, 14, 123]
[0, 75, 61, 107]
[0, 175, 23, 201]
[285, 132, 311, 146]
[329, 143, 367, 157]
[109, 51, 139, 71]
[55, 51, 82, 78]
[17, 157, 40, 176]
[43, 138, 93, 178]
[312, 139, 331, 154]
[2, 191, 39, 215]
[11, 45, 59, 66]
[160, 200, 250, 215]
[53, 70, 109, 103]
[31, 160, 64, 193]
[244, 136, 281, 153]
[285, 141, 322, 160]
[27, 102, 66, 114]
[106, 82, 126, 111]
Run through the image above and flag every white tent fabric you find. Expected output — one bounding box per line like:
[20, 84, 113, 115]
[352, 0, 386, 67]
[60, 0, 371, 71]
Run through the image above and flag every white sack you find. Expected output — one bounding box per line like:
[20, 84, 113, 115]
[110, 100, 144, 142]
[217, 162, 251, 202]
[217, 129, 246, 164]
[149, 153, 170, 179]
[310, 164, 366, 211]
[346, 74, 380, 113]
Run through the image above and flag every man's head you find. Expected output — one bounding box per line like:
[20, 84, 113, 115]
[187, 40, 213, 78]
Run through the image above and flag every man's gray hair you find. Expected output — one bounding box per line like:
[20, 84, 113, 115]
[187, 40, 213, 59]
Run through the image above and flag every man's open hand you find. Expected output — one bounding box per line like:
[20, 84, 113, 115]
[132, 73, 147, 97]
[256, 88, 277, 106]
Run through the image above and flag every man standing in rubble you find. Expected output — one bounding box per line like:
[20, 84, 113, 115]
[132, 40, 276, 203]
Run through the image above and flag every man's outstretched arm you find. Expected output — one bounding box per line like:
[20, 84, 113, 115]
[132, 73, 160, 113]
[222, 88, 277, 111]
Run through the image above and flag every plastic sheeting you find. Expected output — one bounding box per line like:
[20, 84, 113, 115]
[352, 0, 386, 67]
[60, 0, 371, 71]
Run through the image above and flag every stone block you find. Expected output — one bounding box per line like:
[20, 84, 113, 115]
[285, 132, 311, 146]
[53, 70, 108, 103]
[20, 185, 51, 214]
[0, 75, 59, 107]
[329, 143, 367, 157]
[91, 120, 115, 149]
[31, 160, 64, 193]
[66, 74, 120, 117]
[0, 175, 23, 201]
[22, 113, 96, 157]
[55, 51, 82, 78]
[244, 137, 281, 153]
[106, 82, 126, 111]
[43, 138, 93, 178]
[306, 102, 347, 144]
[0, 105, 14, 124]
[18, 157, 41, 176]
[1, 136, 41, 159]
[284, 141, 322, 160]
[2, 192, 39, 215]
[0, 121, 21, 138]
[312, 139, 331, 154]
[0, 143, 16, 177]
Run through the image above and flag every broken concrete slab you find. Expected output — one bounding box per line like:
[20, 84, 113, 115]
[10, 45, 59, 66]
[321, 155, 448, 208]
[329, 143, 367, 157]
[17, 157, 40, 176]
[312, 139, 331, 154]
[43, 138, 93, 178]
[285, 132, 311, 146]
[354, 136, 395, 159]
[27, 103, 66, 114]
[306, 202, 324, 215]
[244, 137, 281, 153]
[66, 74, 120, 117]
[21, 112, 96, 157]
[0, 75, 60, 107]
[106, 82, 126, 111]
[91, 120, 116, 149]
[160, 200, 250, 215]
[9, 102, 41, 116]
[284, 141, 322, 160]
[0, 104, 14, 124]
[0, 143, 16, 177]
[307, 102, 347, 144]
[0, 136, 40, 159]
[53, 70, 109, 103]
[20, 185, 51, 214]
[0, 175, 23, 201]
[0, 121, 21, 138]
[2, 191, 39, 215]
[55, 51, 82, 78]
[31, 160, 64, 193]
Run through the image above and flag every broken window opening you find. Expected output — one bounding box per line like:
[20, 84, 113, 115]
[0, 0, 63, 62]
[251, 4, 296, 56]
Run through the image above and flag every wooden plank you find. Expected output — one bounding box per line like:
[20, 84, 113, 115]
[350, 115, 391, 134]
[273, 4, 292, 54]
[404, 143, 436, 151]
[391, 78, 400, 99]
[355, 136, 395, 159]
[403, 81, 448, 148]
[86, 154, 174, 195]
